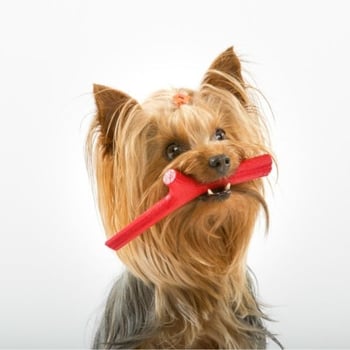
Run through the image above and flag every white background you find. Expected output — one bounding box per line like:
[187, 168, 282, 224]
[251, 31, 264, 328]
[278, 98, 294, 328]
[1, 0, 349, 348]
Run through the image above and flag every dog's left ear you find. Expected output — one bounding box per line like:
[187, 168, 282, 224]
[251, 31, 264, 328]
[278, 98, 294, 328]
[201, 46, 246, 102]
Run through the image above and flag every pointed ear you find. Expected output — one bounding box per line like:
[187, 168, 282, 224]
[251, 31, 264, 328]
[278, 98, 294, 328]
[93, 84, 139, 154]
[201, 47, 246, 102]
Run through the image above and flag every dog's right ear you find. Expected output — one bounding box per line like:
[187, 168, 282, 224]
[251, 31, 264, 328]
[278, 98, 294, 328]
[93, 84, 139, 154]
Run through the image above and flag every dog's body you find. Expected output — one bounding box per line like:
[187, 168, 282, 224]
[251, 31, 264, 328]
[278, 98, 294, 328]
[87, 47, 280, 349]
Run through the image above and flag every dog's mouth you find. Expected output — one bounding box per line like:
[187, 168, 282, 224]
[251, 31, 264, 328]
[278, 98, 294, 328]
[199, 183, 232, 201]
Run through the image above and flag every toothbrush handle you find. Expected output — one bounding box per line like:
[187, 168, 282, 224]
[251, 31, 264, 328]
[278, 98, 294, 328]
[105, 194, 174, 250]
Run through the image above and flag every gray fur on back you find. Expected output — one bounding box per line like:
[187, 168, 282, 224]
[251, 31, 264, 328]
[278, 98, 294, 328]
[93, 271, 157, 349]
[93, 270, 283, 349]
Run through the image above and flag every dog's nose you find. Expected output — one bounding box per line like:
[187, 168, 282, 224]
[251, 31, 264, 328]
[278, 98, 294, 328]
[208, 154, 231, 175]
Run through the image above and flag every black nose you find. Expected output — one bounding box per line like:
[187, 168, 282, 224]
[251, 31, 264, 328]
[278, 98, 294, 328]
[208, 154, 231, 175]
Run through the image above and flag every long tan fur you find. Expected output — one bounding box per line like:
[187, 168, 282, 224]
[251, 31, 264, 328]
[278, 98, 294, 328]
[86, 47, 280, 349]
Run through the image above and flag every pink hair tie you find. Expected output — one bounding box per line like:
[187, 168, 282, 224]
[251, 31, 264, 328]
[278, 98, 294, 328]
[173, 93, 191, 107]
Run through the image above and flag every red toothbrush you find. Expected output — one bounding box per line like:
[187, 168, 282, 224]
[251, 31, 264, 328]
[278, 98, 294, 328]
[106, 154, 272, 250]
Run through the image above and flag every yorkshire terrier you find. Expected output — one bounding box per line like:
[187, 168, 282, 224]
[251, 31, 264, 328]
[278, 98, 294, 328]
[86, 47, 281, 349]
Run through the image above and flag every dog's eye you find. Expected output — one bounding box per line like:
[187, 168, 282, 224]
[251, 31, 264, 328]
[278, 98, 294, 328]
[166, 143, 182, 160]
[214, 128, 226, 141]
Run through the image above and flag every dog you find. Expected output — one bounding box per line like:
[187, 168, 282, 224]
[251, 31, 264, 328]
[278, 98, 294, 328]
[86, 47, 281, 349]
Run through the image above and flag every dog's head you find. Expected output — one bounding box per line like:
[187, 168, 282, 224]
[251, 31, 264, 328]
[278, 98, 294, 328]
[87, 47, 271, 289]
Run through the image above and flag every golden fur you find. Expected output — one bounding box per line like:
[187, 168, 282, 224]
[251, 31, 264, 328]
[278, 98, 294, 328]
[86, 47, 279, 348]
